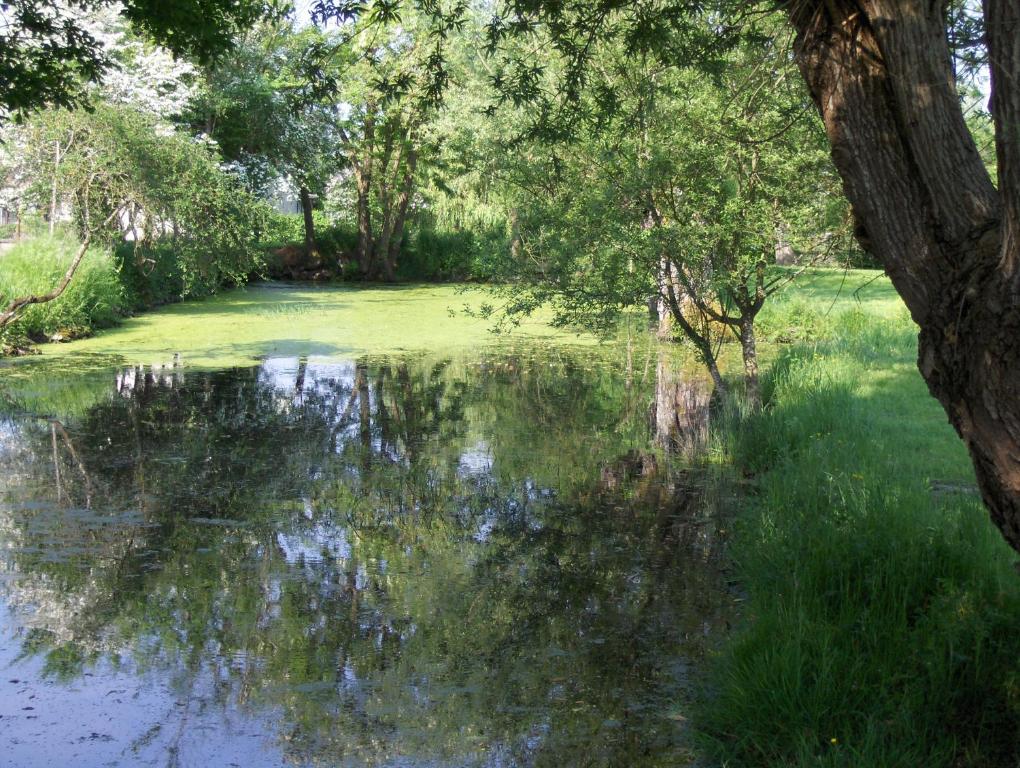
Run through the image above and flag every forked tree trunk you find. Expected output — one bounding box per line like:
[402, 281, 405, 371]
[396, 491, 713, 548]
[739, 317, 760, 410]
[374, 139, 402, 280]
[787, 0, 1020, 551]
[355, 165, 373, 278]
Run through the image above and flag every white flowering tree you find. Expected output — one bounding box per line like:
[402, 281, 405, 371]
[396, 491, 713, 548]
[83, 5, 199, 119]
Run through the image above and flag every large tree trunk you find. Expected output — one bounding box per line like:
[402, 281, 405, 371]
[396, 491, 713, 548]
[373, 143, 402, 283]
[355, 165, 373, 278]
[384, 147, 418, 281]
[739, 317, 760, 410]
[787, 0, 1020, 551]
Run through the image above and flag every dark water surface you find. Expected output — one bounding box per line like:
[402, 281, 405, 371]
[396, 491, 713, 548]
[0, 348, 729, 767]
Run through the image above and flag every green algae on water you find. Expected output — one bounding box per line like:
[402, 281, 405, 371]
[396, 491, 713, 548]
[32, 283, 594, 369]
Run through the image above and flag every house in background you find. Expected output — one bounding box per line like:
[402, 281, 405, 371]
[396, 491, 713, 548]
[267, 178, 302, 216]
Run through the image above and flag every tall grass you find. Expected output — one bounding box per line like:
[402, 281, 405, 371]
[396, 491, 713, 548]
[698, 306, 1020, 767]
[0, 235, 125, 345]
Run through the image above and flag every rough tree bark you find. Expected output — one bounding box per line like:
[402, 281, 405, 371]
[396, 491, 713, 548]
[786, 0, 1020, 552]
[739, 317, 760, 409]
[374, 138, 403, 283]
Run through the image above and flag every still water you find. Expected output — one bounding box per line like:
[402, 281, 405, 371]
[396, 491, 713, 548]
[0, 320, 730, 766]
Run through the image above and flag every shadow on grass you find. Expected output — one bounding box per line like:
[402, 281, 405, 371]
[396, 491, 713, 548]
[696, 314, 1020, 768]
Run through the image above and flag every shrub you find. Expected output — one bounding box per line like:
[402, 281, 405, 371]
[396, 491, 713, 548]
[19, 105, 268, 299]
[317, 224, 359, 262]
[398, 226, 506, 281]
[260, 210, 332, 249]
[113, 241, 186, 309]
[0, 235, 125, 343]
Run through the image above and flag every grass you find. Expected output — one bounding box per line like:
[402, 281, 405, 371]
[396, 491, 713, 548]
[0, 235, 125, 347]
[697, 272, 1020, 767]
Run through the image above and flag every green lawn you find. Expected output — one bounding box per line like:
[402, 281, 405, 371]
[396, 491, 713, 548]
[697, 269, 1020, 767]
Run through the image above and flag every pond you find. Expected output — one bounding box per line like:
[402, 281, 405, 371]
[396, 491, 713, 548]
[0, 286, 731, 767]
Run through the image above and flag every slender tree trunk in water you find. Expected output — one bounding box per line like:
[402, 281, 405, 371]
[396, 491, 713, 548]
[384, 147, 418, 282]
[788, 0, 1020, 551]
[509, 208, 522, 260]
[299, 186, 319, 263]
[663, 281, 726, 393]
[661, 259, 727, 393]
[656, 256, 672, 339]
[739, 318, 760, 409]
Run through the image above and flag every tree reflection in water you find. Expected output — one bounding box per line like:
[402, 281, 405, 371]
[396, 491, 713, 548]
[0, 348, 730, 767]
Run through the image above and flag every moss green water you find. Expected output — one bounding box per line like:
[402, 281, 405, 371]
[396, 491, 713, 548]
[29, 283, 590, 369]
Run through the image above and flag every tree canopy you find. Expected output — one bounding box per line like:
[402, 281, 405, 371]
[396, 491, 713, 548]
[0, 0, 274, 120]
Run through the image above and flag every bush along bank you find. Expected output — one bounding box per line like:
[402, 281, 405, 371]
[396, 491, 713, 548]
[0, 235, 128, 352]
[696, 308, 1020, 768]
